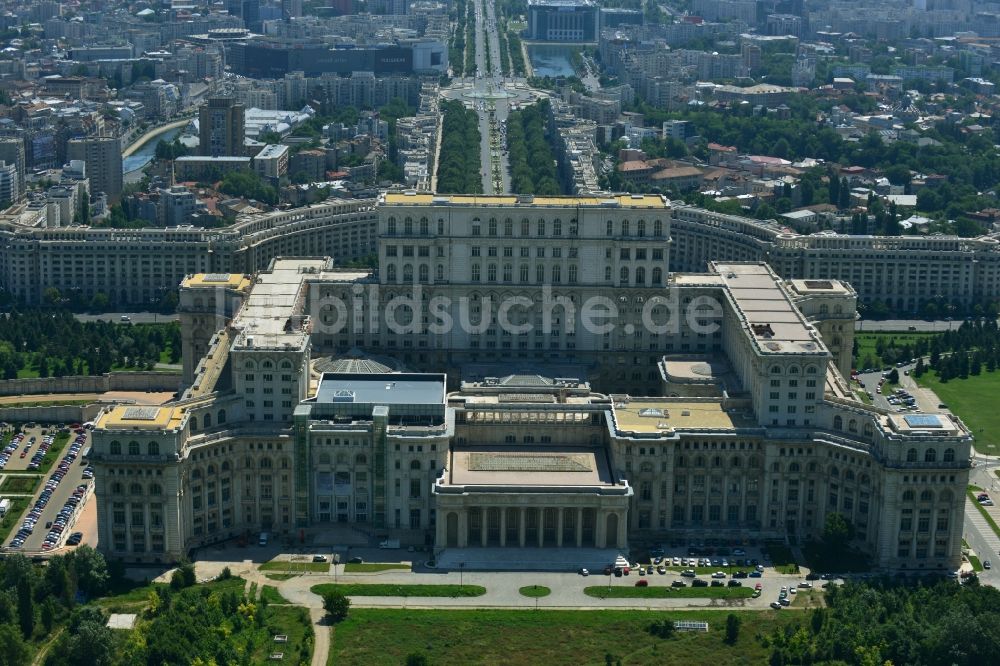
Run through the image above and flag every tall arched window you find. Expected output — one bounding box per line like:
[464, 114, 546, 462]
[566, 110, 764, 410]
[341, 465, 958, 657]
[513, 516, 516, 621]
[635, 267, 645, 285]
[387, 265, 397, 282]
[652, 267, 663, 285]
[488, 219, 497, 236]
[504, 219, 513, 236]
[403, 264, 413, 282]
[129, 483, 142, 496]
[924, 449, 937, 463]
[943, 448, 955, 462]
[110, 441, 121, 455]
[906, 448, 917, 462]
[128, 441, 140, 455]
[356, 454, 367, 464]
[620, 267, 629, 284]
[148, 442, 159, 456]
[419, 265, 429, 282]
[637, 220, 646, 237]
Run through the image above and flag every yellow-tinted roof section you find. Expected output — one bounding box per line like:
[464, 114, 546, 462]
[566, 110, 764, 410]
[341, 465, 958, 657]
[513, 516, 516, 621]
[612, 399, 754, 434]
[181, 273, 252, 290]
[96, 405, 186, 431]
[382, 193, 668, 209]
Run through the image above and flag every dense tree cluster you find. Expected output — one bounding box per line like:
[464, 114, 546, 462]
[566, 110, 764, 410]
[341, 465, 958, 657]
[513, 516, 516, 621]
[218, 171, 278, 205]
[449, 0, 468, 78]
[915, 319, 1000, 382]
[0, 309, 180, 378]
[506, 100, 563, 195]
[153, 138, 190, 161]
[0, 548, 110, 666]
[765, 580, 1000, 665]
[436, 100, 483, 194]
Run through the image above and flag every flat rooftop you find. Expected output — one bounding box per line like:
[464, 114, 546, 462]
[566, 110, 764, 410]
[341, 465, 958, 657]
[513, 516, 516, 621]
[96, 405, 185, 431]
[315, 372, 446, 406]
[886, 412, 964, 436]
[612, 398, 755, 434]
[181, 273, 251, 291]
[449, 445, 614, 487]
[714, 263, 829, 357]
[232, 258, 325, 347]
[381, 192, 667, 209]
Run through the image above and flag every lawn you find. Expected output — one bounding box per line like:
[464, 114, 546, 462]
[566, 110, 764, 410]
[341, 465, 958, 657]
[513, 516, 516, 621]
[0, 474, 39, 493]
[584, 585, 753, 599]
[266, 573, 298, 581]
[0, 496, 29, 543]
[791, 589, 825, 608]
[518, 585, 550, 598]
[915, 370, 1000, 455]
[260, 560, 330, 573]
[853, 331, 938, 369]
[254, 606, 313, 665]
[311, 583, 486, 598]
[330, 608, 795, 666]
[343, 562, 411, 573]
[261, 584, 290, 605]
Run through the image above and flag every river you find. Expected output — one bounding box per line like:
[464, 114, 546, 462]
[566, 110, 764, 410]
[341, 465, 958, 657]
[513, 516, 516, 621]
[121, 126, 185, 175]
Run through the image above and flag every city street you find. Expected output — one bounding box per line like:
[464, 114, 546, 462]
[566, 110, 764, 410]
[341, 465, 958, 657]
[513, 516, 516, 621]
[73, 312, 178, 325]
[856, 319, 964, 332]
[470, 0, 512, 195]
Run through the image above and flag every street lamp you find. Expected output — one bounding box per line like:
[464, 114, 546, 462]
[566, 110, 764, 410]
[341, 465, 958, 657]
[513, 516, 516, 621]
[460, 562, 465, 589]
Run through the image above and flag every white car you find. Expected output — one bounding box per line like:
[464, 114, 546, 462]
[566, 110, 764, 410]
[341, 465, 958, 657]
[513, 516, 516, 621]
[580, 568, 589, 576]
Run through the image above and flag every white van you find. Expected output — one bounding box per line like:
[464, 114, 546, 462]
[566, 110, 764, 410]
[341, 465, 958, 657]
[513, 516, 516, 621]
[258, 532, 269, 546]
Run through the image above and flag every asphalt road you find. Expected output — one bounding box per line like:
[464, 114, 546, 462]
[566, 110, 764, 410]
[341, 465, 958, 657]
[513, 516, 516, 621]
[855, 319, 965, 332]
[3, 426, 93, 552]
[471, 0, 512, 195]
[965, 460, 1000, 585]
[73, 312, 178, 325]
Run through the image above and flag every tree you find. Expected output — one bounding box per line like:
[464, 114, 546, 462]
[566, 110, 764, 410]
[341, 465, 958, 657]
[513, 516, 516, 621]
[828, 171, 840, 206]
[822, 512, 854, 554]
[887, 368, 899, 383]
[322, 590, 350, 622]
[41, 597, 57, 634]
[838, 177, 850, 210]
[0, 624, 30, 666]
[16, 578, 33, 639]
[725, 613, 741, 644]
[71, 546, 109, 598]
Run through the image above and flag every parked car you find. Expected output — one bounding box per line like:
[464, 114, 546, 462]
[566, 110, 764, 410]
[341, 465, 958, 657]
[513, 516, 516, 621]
[711, 571, 727, 579]
[770, 601, 783, 610]
[671, 580, 686, 588]
[692, 579, 708, 587]
[635, 579, 648, 587]
[312, 555, 328, 563]
[727, 580, 742, 587]
[680, 569, 696, 577]
[580, 568, 589, 576]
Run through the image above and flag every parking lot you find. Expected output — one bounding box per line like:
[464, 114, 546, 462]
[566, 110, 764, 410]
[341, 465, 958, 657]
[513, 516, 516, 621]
[2, 424, 94, 552]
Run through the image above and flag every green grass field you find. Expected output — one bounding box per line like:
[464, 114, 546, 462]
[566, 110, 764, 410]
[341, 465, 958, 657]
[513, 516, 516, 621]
[255, 605, 313, 664]
[584, 585, 753, 599]
[329, 608, 794, 665]
[312, 583, 486, 598]
[853, 332, 939, 369]
[916, 370, 1000, 455]
[265, 573, 298, 581]
[260, 560, 330, 573]
[261, 585, 290, 604]
[343, 563, 411, 573]
[0, 475, 39, 493]
[518, 585, 551, 598]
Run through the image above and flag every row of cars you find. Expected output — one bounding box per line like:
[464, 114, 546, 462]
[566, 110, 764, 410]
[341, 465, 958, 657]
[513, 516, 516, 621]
[9, 431, 88, 550]
[769, 583, 814, 609]
[0, 432, 31, 469]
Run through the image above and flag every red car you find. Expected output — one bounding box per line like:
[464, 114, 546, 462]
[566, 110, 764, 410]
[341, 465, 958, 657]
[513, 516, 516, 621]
[635, 579, 649, 587]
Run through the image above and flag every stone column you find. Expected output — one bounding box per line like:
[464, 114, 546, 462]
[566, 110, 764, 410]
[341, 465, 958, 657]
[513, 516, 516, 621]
[595, 510, 606, 548]
[500, 507, 507, 547]
[518, 507, 526, 547]
[617, 510, 628, 549]
[557, 508, 564, 547]
[575, 508, 583, 547]
[435, 510, 447, 549]
[537, 508, 545, 547]
[457, 508, 468, 548]
[480, 507, 488, 547]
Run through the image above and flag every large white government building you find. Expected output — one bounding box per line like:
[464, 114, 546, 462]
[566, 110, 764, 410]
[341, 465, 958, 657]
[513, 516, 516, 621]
[90, 193, 971, 571]
[4, 194, 1000, 310]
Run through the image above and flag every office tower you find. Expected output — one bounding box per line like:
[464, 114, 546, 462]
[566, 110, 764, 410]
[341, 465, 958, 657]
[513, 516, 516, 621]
[0, 138, 25, 198]
[0, 161, 18, 206]
[66, 136, 123, 205]
[199, 97, 246, 157]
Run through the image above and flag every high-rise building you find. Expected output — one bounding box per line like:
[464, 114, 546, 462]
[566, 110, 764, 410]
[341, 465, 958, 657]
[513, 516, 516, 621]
[66, 136, 122, 204]
[0, 161, 18, 206]
[199, 97, 246, 157]
[0, 138, 25, 197]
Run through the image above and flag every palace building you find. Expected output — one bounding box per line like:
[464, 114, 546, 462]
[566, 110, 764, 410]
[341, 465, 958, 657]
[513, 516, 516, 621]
[90, 194, 972, 571]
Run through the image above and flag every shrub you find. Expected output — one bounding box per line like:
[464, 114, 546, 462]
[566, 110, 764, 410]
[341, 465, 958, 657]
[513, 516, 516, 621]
[322, 590, 350, 623]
